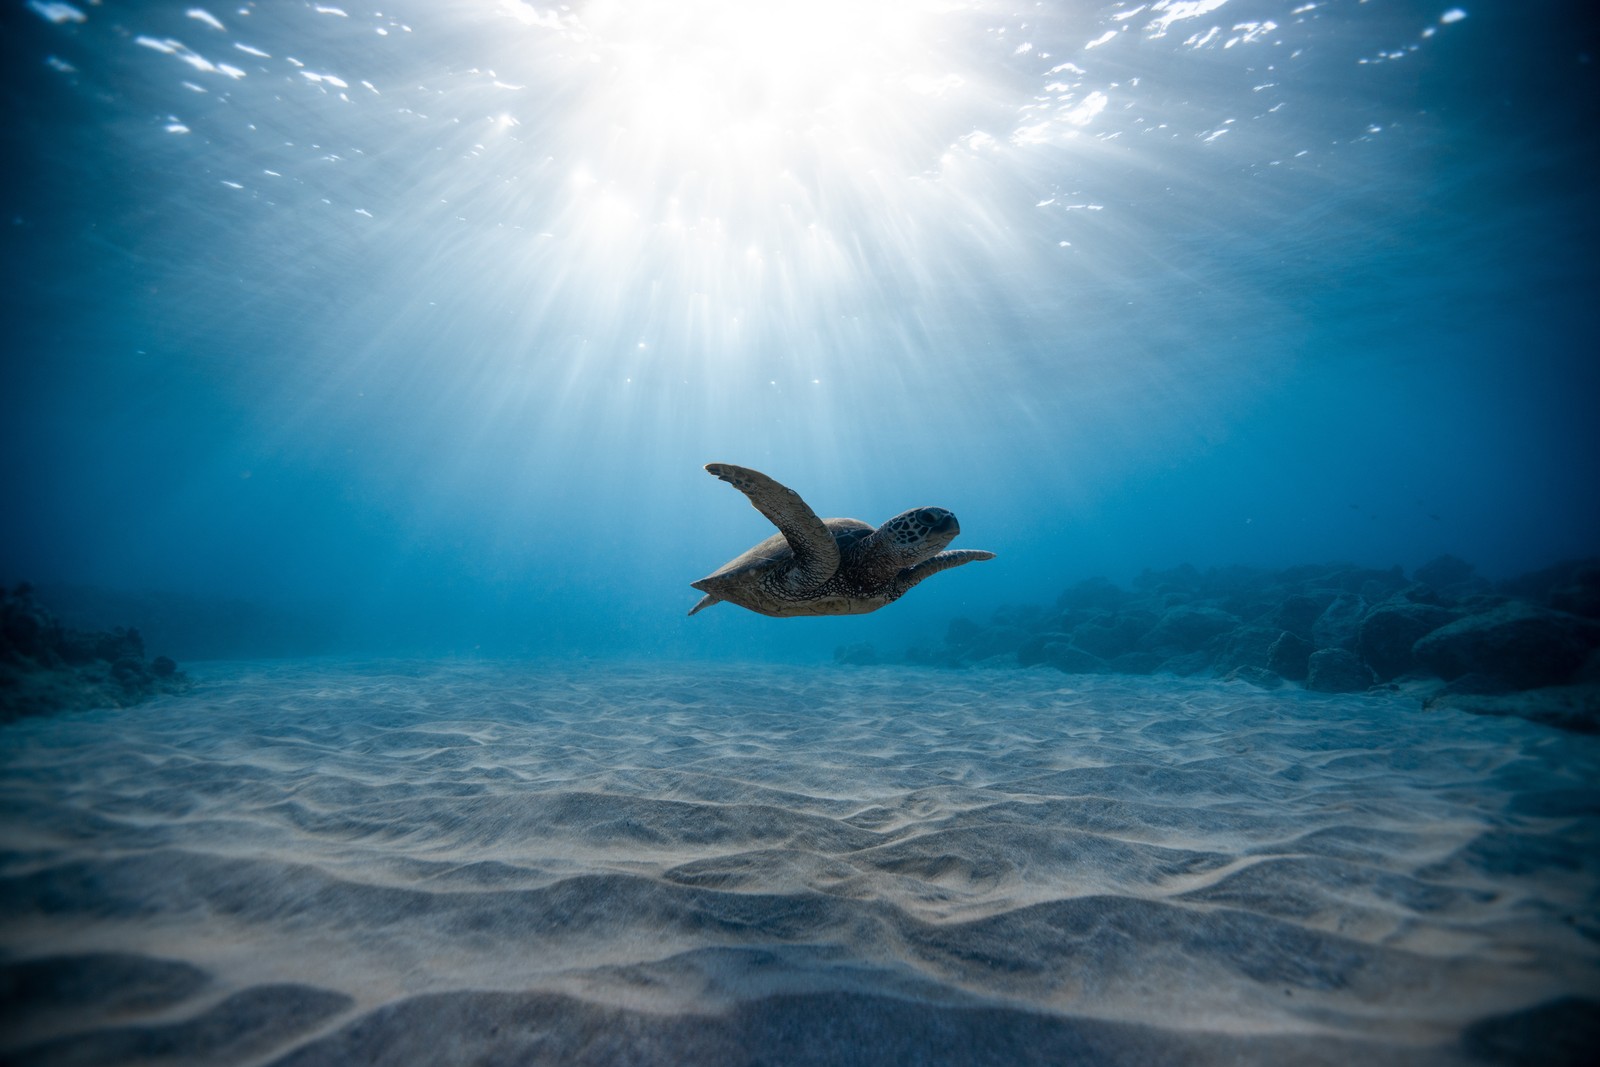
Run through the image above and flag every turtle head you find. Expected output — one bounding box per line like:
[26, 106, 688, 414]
[872, 507, 962, 568]
[844, 506, 988, 595]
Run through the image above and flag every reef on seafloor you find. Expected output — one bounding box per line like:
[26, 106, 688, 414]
[1, 584, 191, 723]
[839, 555, 1600, 734]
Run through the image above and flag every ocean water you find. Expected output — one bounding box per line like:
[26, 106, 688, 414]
[3, 1, 1598, 1063]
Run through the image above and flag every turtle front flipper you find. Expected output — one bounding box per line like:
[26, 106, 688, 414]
[892, 549, 996, 598]
[705, 463, 840, 595]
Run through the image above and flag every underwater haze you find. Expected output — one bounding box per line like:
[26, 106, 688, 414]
[3, 0, 1596, 662]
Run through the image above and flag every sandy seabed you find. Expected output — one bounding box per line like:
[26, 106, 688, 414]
[1, 660, 1596, 1066]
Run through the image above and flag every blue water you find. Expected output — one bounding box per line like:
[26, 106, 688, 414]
[4, 7, 1600, 1061]
[3, 0, 1597, 664]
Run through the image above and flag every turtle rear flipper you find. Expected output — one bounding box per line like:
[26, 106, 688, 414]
[705, 463, 839, 595]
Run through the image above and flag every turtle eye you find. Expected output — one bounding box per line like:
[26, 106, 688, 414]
[917, 508, 945, 525]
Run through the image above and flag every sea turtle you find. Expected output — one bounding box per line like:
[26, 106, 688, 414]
[688, 463, 995, 617]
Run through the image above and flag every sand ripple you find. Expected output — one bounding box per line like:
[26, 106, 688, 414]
[2, 661, 1596, 1064]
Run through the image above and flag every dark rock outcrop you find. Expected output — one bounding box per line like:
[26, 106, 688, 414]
[1224, 666, 1284, 690]
[1498, 558, 1600, 619]
[833, 643, 880, 666]
[1312, 594, 1366, 652]
[1214, 627, 1282, 675]
[899, 557, 1600, 733]
[1550, 568, 1600, 619]
[1357, 603, 1460, 681]
[1140, 606, 1238, 654]
[1424, 684, 1600, 734]
[2, 585, 190, 723]
[1108, 651, 1164, 675]
[1267, 632, 1314, 682]
[1306, 649, 1376, 693]
[1038, 644, 1109, 675]
[941, 617, 1030, 666]
[1413, 603, 1600, 689]
[1270, 595, 1325, 641]
[1070, 612, 1155, 660]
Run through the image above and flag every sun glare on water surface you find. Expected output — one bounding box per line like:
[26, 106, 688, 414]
[559, 0, 947, 154]
[407, 0, 1025, 407]
[486, 0, 982, 279]
[20, 0, 1480, 469]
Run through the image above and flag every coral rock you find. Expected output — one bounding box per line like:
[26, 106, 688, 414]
[1413, 603, 1600, 689]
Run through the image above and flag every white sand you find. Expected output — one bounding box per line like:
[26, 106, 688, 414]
[2, 661, 1596, 1065]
